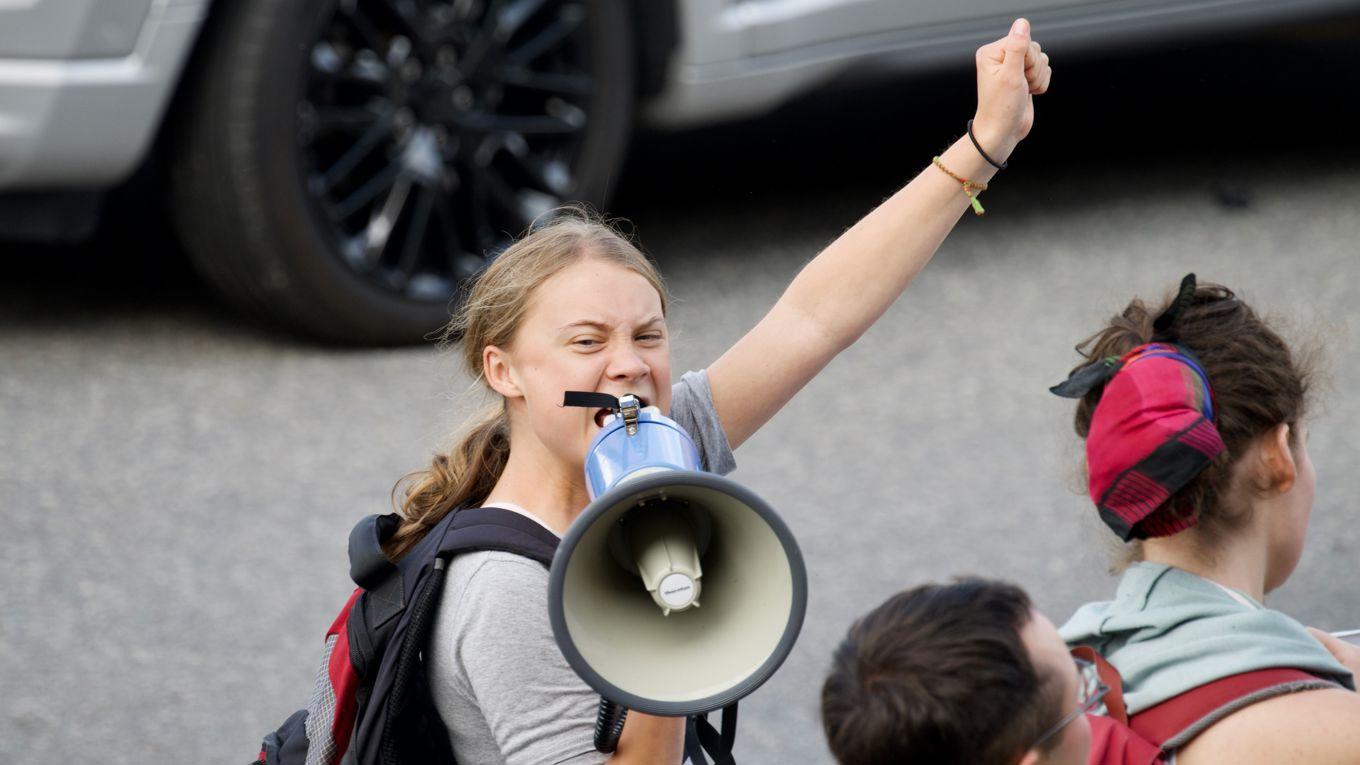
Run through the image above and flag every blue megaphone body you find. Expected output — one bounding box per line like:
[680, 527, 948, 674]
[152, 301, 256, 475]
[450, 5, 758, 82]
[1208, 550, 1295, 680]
[583, 395, 703, 500]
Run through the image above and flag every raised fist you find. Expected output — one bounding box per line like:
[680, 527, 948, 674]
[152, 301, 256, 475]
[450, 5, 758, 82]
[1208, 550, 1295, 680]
[972, 18, 1051, 164]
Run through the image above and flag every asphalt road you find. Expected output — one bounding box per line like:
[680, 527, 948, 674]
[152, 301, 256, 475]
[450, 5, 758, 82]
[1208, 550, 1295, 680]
[3, 32, 1358, 764]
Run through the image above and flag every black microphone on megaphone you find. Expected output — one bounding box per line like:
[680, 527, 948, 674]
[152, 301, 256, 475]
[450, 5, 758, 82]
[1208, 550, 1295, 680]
[550, 392, 808, 762]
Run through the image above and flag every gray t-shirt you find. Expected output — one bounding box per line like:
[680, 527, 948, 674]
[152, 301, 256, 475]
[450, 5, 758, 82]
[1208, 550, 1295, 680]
[429, 370, 735, 765]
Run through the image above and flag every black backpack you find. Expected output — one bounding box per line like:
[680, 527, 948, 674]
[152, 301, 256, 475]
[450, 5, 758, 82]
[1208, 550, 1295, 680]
[253, 507, 559, 765]
[253, 506, 739, 765]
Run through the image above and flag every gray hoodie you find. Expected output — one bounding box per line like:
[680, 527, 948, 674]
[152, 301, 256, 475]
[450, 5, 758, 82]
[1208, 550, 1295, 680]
[1060, 562, 1354, 714]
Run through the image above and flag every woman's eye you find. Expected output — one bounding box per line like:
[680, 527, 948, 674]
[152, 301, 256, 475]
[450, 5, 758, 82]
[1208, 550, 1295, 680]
[573, 338, 600, 347]
[637, 333, 664, 342]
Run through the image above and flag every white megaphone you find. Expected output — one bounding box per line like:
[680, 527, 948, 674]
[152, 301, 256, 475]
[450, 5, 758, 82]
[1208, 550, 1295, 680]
[548, 391, 808, 725]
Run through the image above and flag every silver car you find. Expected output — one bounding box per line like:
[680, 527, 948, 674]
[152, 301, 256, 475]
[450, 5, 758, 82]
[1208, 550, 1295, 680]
[0, 0, 1351, 342]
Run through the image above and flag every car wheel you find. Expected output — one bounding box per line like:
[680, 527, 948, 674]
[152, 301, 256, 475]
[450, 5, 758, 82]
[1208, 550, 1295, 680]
[172, 0, 634, 344]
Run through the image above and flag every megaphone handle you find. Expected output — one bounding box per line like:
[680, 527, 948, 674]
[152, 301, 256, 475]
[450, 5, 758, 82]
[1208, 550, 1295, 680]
[593, 697, 628, 753]
[684, 702, 738, 765]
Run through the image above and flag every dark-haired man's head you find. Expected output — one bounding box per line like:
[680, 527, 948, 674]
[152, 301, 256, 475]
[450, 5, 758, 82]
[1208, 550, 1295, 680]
[820, 579, 1091, 765]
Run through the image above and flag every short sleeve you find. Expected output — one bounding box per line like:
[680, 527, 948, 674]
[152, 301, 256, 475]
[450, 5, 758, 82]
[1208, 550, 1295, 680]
[448, 556, 609, 765]
[669, 369, 737, 475]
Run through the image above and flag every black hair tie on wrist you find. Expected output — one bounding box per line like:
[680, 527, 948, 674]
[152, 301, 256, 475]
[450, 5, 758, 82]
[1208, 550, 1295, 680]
[967, 119, 1008, 170]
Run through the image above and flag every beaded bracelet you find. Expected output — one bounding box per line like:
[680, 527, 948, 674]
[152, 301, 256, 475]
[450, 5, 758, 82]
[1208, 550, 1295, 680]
[931, 156, 987, 216]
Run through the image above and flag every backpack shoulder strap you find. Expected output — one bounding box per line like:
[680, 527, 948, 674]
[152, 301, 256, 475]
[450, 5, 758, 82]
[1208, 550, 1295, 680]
[434, 507, 560, 566]
[1069, 648, 1165, 765]
[1130, 668, 1339, 751]
[1072, 646, 1131, 724]
[345, 507, 558, 591]
[343, 507, 559, 676]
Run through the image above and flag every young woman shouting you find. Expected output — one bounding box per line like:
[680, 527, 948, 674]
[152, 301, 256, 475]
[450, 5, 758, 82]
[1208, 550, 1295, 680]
[383, 19, 1052, 764]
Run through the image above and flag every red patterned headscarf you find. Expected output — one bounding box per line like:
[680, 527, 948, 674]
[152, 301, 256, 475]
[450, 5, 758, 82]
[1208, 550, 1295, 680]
[1051, 275, 1226, 540]
[1084, 344, 1223, 539]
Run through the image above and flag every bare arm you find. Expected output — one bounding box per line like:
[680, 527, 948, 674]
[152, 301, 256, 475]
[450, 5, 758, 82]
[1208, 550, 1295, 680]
[707, 19, 1051, 449]
[1175, 688, 1360, 765]
[606, 714, 685, 764]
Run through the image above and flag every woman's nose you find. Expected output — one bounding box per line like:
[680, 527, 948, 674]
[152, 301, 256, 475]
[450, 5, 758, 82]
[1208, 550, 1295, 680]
[606, 345, 649, 380]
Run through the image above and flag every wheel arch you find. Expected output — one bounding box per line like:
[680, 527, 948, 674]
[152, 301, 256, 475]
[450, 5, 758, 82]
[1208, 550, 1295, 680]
[150, 0, 677, 164]
[631, 0, 680, 98]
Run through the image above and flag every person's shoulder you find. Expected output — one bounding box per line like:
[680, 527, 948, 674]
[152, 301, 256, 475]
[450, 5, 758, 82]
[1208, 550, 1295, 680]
[454, 550, 549, 588]
[670, 369, 709, 411]
[445, 551, 550, 613]
[438, 550, 554, 657]
[669, 368, 737, 474]
[1175, 687, 1360, 765]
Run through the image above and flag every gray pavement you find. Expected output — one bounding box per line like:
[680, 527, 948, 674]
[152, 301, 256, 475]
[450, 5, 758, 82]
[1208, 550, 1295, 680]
[3, 37, 1359, 765]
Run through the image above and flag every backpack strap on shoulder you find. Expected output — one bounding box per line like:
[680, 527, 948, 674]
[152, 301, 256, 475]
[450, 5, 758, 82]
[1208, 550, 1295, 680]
[1071, 648, 1167, 765]
[434, 507, 560, 566]
[1073, 646, 1131, 724]
[1130, 668, 1339, 751]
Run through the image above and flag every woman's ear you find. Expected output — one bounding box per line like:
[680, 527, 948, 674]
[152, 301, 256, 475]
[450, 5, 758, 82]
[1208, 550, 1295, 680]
[1255, 423, 1297, 495]
[1016, 748, 1041, 765]
[483, 345, 523, 400]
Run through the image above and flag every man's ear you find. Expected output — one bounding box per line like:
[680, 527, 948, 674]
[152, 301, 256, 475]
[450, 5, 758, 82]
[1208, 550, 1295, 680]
[1016, 748, 1041, 765]
[1255, 423, 1297, 495]
[483, 345, 523, 400]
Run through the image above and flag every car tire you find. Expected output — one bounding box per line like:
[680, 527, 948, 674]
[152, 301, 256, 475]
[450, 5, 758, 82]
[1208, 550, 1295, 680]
[171, 0, 634, 344]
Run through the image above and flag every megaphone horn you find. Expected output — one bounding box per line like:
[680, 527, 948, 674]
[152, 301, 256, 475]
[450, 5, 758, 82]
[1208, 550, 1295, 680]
[549, 391, 808, 720]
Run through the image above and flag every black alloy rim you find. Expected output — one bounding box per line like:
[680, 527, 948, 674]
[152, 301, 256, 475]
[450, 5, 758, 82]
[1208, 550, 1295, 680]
[296, 0, 593, 301]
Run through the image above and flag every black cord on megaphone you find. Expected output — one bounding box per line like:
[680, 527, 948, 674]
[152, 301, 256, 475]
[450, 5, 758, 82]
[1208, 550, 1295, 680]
[592, 697, 738, 764]
[594, 698, 628, 753]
